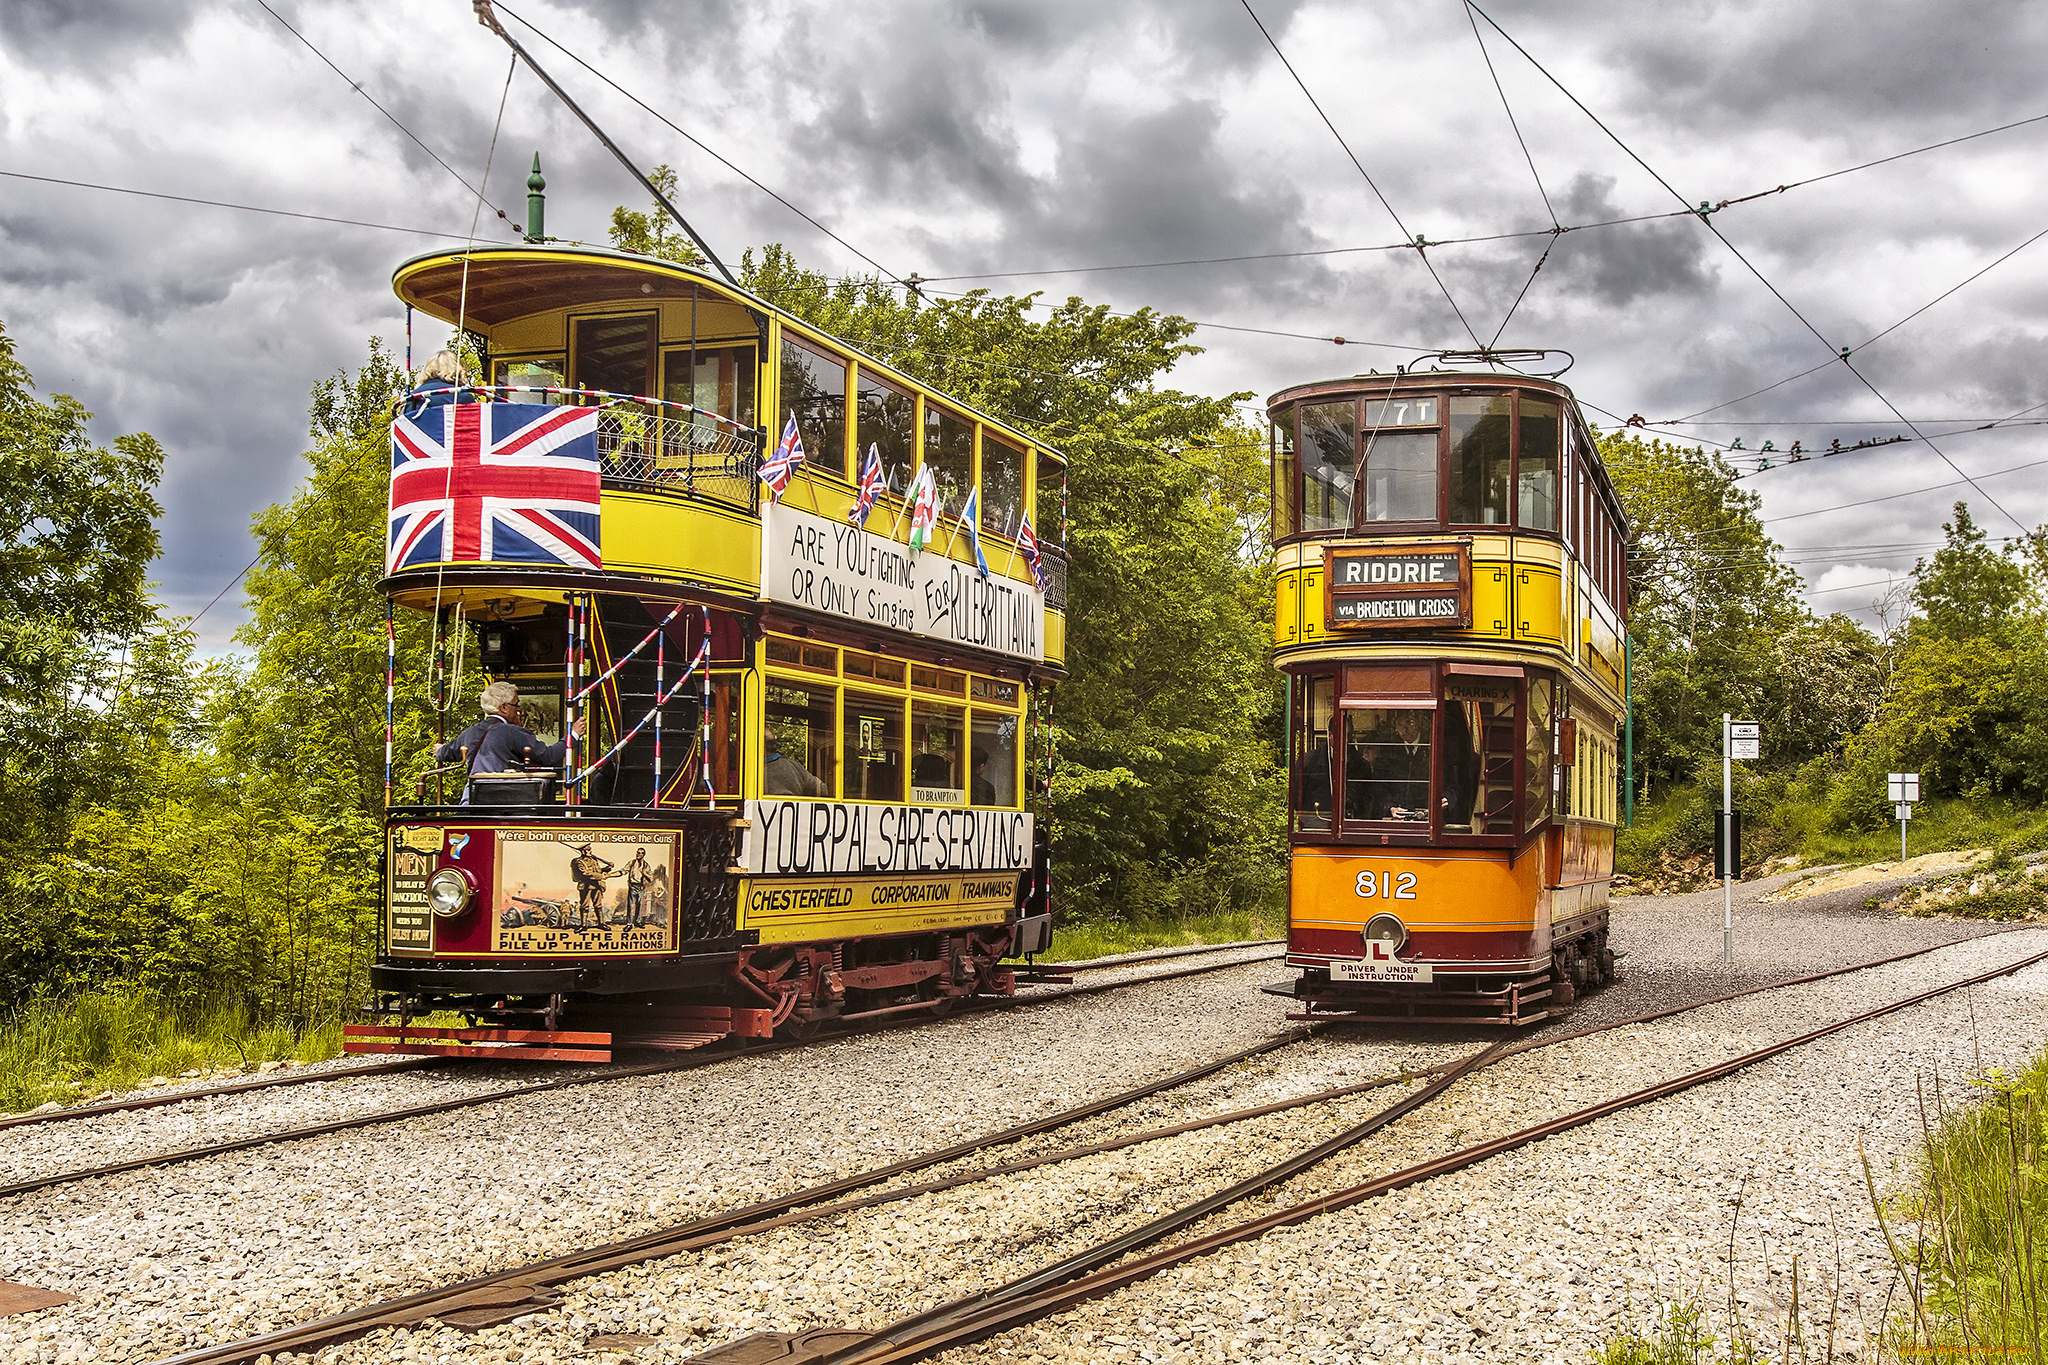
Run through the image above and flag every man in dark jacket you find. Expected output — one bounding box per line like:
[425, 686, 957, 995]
[438, 681, 586, 798]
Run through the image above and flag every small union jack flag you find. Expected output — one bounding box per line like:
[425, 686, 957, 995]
[1017, 511, 1047, 592]
[760, 415, 805, 502]
[849, 443, 885, 528]
[387, 403, 602, 572]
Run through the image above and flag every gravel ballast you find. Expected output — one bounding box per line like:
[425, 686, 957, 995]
[0, 886, 2039, 1365]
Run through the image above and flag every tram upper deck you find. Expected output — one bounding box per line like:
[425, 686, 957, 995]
[1269, 370, 1626, 701]
[387, 244, 1068, 678]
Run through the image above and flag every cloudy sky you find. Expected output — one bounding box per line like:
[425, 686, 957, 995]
[5, 0, 2046, 645]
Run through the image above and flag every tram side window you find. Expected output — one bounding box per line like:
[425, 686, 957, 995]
[1524, 677, 1554, 831]
[574, 314, 655, 399]
[923, 402, 974, 516]
[1517, 397, 1560, 532]
[1299, 402, 1355, 532]
[781, 338, 848, 477]
[706, 675, 742, 797]
[763, 682, 835, 798]
[858, 369, 916, 493]
[910, 702, 965, 802]
[1447, 394, 1511, 525]
[1444, 677, 1517, 836]
[843, 692, 904, 802]
[1293, 674, 1335, 832]
[663, 344, 758, 430]
[970, 711, 1018, 806]
[981, 434, 1025, 538]
[1035, 450, 1066, 546]
[1271, 411, 1298, 539]
[1343, 706, 1435, 823]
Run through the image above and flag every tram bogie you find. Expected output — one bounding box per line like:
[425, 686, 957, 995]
[1268, 360, 1628, 1025]
[352, 231, 1067, 1060]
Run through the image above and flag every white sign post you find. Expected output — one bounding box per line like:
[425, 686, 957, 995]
[1722, 719, 1761, 965]
[1888, 772, 1920, 863]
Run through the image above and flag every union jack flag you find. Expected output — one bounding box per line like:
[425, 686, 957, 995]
[1016, 511, 1047, 592]
[849, 443, 885, 528]
[387, 403, 602, 573]
[760, 415, 805, 502]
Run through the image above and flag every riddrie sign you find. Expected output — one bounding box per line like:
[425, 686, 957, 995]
[1324, 542, 1473, 631]
[762, 503, 1045, 663]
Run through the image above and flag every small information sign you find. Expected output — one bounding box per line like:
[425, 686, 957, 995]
[1730, 722, 1761, 739]
[1888, 773, 1921, 802]
[1895, 803, 1914, 821]
[1730, 738, 1760, 760]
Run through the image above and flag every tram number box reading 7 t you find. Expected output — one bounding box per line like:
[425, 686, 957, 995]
[1324, 544, 1472, 629]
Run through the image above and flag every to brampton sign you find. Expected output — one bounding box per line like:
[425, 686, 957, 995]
[762, 504, 1044, 662]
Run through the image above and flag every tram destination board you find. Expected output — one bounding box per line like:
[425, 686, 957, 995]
[1324, 542, 1472, 630]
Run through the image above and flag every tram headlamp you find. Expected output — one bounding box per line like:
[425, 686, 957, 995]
[1362, 913, 1407, 952]
[427, 868, 475, 918]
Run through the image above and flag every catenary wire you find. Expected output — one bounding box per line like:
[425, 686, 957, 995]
[1239, 0, 1485, 350]
[0, 170, 509, 241]
[1460, 3, 2033, 536]
[249, 0, 512, 225]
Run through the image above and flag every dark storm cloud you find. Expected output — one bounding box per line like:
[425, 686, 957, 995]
[0, 0, 201, 65]
[1545, 173, 1717, 305]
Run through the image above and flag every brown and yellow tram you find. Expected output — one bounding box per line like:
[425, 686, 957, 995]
[1269, 358, 1627, 1024]
[353, 232, 1067, 1061]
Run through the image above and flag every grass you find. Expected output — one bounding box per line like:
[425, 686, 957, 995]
[1869, 1046, 2048, 1360]
[1796, 799, 2048, 871]
[0, 989, 346, 1114]
[1039, 907, 1284, 962]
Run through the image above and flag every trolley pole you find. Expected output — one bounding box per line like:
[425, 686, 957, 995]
[1722, 713, 1733, 966]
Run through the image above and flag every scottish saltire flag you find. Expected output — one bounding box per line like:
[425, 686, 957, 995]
[849, 443, 885, 527]
[906, 464, 938, 558]
[1017, 511, 1047, 592]
[958, 486, 989, 578]
[759, 416, 805, 502]
[388, 403, 602, 572]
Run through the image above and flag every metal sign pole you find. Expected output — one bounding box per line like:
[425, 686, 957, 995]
[1722, 712, 1733, 966]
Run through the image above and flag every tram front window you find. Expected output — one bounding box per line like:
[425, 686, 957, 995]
[763, 683, 834, 797]
[1299, 402, 1354, 532]
[1343, 707, 1437, 822]
[1518, 396, 1560, 531]
[1360, 430, 1437, 523]
[1448, 393, 1511, 525]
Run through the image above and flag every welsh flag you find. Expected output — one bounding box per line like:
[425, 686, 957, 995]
[906, 464, 938, 558]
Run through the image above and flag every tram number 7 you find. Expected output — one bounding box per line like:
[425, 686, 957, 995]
[1354, 870, 1418, 900]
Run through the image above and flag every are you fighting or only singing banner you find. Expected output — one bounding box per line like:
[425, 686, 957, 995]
[761, 503, 1044, 663]
[742, 799, 1034, 877]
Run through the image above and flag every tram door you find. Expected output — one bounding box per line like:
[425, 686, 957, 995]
[572, 314, 655, 397]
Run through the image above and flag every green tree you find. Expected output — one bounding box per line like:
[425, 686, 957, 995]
[608, 165, 707, 266]
[740, 245, 1284, 919]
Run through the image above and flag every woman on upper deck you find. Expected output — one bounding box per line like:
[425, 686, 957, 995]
[403, 349, 478, 417]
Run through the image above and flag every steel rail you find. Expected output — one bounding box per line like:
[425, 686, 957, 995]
[1052, 939, 1286, 972]
[823, 945, 2048, 1365]
[3, 953, 1282, 1202]
[143, 933, 2034, 1365]
[0, 1058, 438, 1133]
[148, 1032, 1304, 1365]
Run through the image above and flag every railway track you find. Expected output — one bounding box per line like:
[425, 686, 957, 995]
[143, 933, 2048, 1365]
[0, 943, 1285, 1201]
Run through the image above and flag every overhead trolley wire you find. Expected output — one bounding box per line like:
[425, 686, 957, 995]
[1461, 0, 1558, 347]
[250, 0, 514, 227]
[1466, 1, 2035, 539]
[490, 0, 910, 290]
[0, 170, 505, 241]
[1239, 0, 1485, 350]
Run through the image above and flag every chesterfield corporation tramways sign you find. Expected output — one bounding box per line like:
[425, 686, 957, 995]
[1324, 542, 1472, 629]
[762, 503, 1045, 663]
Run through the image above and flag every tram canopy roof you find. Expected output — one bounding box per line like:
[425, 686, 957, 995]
[393, 245, 743, 329]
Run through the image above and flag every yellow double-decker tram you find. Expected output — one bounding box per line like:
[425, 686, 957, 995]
[352, 233, 1068, 1062]
[1268, 354, 1628, 1025]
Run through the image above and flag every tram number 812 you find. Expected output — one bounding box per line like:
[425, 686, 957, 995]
[1355, 870, 1418, 900]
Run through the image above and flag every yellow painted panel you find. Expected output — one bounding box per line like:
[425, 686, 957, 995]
[602, 491, 760, 593]
[1289, 845, 1544, 934]
[740, 873, 1014, 943]
[1514, 565, 1563, 644]
[1298, 564, 1325, 642]
[1472, 562, 1511, 638]
[1274, 570, 1300, 646]
[1044, 608, 1067, 667]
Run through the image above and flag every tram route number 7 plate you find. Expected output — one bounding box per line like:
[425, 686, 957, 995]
[1328, 943, 1434, 984]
